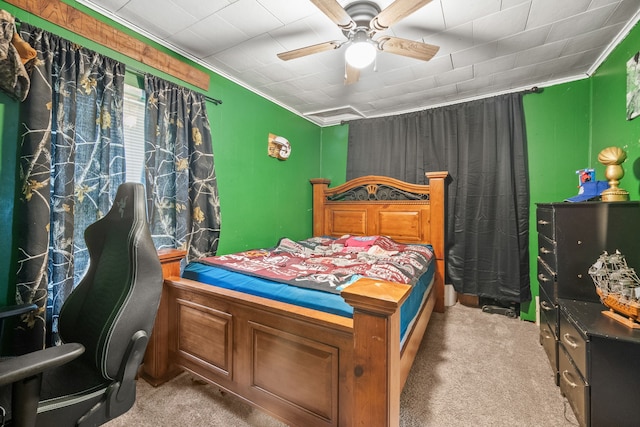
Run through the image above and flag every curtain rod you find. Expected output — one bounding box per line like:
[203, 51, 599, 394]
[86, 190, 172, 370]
[339, 86, 545, 125]
[523, 86, 543, 94]
[128, 67, 222, 105]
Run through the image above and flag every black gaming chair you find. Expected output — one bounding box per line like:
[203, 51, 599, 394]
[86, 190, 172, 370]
[0, 182, 163, 427]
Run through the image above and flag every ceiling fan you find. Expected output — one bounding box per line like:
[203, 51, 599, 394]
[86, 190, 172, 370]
[277, 0, 440, 85]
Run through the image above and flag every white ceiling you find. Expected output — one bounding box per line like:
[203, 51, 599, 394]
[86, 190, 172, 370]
[78, 0, 640, 126]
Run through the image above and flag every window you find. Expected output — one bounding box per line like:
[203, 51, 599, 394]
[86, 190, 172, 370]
[123, 84, 146, 183]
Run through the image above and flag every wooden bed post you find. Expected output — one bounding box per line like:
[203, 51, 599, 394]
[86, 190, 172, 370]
[140, 249, 186, 386]
[310, 178, 330, 236]
[341, 278, 412, 427]
[425, 171, 448, 313]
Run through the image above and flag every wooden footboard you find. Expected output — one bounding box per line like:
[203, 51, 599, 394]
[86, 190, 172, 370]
[143, 263, 430, 427]
[162, 275, 355, 426]
[141, 172, 448, 427]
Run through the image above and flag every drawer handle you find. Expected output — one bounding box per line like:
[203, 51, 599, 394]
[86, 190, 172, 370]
[538, 273, 550, 282]
[540, 301, 554, 311]
[562, 333, 579, 349]
[538, 219, 550, 225]
[539, 246, 553, 254]
[561, 370, 578, 388]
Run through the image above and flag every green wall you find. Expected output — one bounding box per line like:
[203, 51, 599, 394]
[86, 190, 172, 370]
[520, 21, 640, 321]
[591, 22, 640, 196]
[0, 0, 323, 305]
[209, 83, 322, 254]
[0, 92, 20, 306]
[522, 80, 592, 320]
[319, 123, 349, 185]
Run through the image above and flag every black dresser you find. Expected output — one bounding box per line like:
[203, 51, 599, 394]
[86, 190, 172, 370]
[558, 299, 640, 427]
[535, 201, 640, 426]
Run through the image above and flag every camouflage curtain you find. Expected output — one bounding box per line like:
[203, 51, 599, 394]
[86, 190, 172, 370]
[143, 75, 220, 262]
[13, 24, 125, 353]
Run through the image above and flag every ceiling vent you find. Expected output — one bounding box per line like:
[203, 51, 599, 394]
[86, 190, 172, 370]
[304, 106, 364, 125]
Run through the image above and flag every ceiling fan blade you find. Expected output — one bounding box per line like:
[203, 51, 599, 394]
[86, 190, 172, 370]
[277, 41, 341, 61]
[378, 36, 439, 61]
[344, 63, 360, 85]
[311, 0, 356, 30]
[370, 0, 433, 31]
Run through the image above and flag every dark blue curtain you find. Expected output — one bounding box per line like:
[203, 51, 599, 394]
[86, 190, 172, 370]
[346, 93, 530, 303]
[143, 75, 220, 262]
[13, 24, 125, 352]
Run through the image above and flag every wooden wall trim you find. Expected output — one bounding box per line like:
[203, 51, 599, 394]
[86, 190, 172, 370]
[5, 0, 210, 91]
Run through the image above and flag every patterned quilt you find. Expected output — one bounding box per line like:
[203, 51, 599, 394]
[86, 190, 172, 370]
[197, 235, 434, 294]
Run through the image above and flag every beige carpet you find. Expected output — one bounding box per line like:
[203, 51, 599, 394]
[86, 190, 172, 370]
[106, 303, 579, 427]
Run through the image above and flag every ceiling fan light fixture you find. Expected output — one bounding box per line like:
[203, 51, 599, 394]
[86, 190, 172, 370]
[345, 39, 376, 69]
[277, 0, 438, 85]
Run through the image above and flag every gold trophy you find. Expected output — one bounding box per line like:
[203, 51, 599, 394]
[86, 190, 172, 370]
[597, 146, 629, 201]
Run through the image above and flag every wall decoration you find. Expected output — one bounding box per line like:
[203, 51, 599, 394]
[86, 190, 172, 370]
[268, 133, 291, 160]
[626, 51, 640, 120]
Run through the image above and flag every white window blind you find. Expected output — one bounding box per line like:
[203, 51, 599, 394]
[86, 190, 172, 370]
[123, 84, 146, 183]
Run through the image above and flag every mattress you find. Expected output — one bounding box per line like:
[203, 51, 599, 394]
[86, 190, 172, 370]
[182, 255, 435, 347]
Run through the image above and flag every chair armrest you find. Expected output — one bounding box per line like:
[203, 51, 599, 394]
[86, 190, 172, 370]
[0, 343, 85, 386]
[0, 304, 38, 320]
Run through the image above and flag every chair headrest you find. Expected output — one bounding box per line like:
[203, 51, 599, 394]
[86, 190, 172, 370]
[105, 182, 146, 222]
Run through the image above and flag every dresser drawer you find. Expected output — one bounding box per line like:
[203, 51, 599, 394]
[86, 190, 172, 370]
[540, 284, 558, 385]
[559, 345, 589, 427]
[539, 285, 557, 337]
[537, 258, 556, 302]
[536, 207, 555, 240]
[537, 234, 556, 273]
[540, 318, 558, 384]
[559, 310, 588, 378]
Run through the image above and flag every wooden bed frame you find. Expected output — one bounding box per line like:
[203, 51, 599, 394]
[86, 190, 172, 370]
[141, 172, 448, 427]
